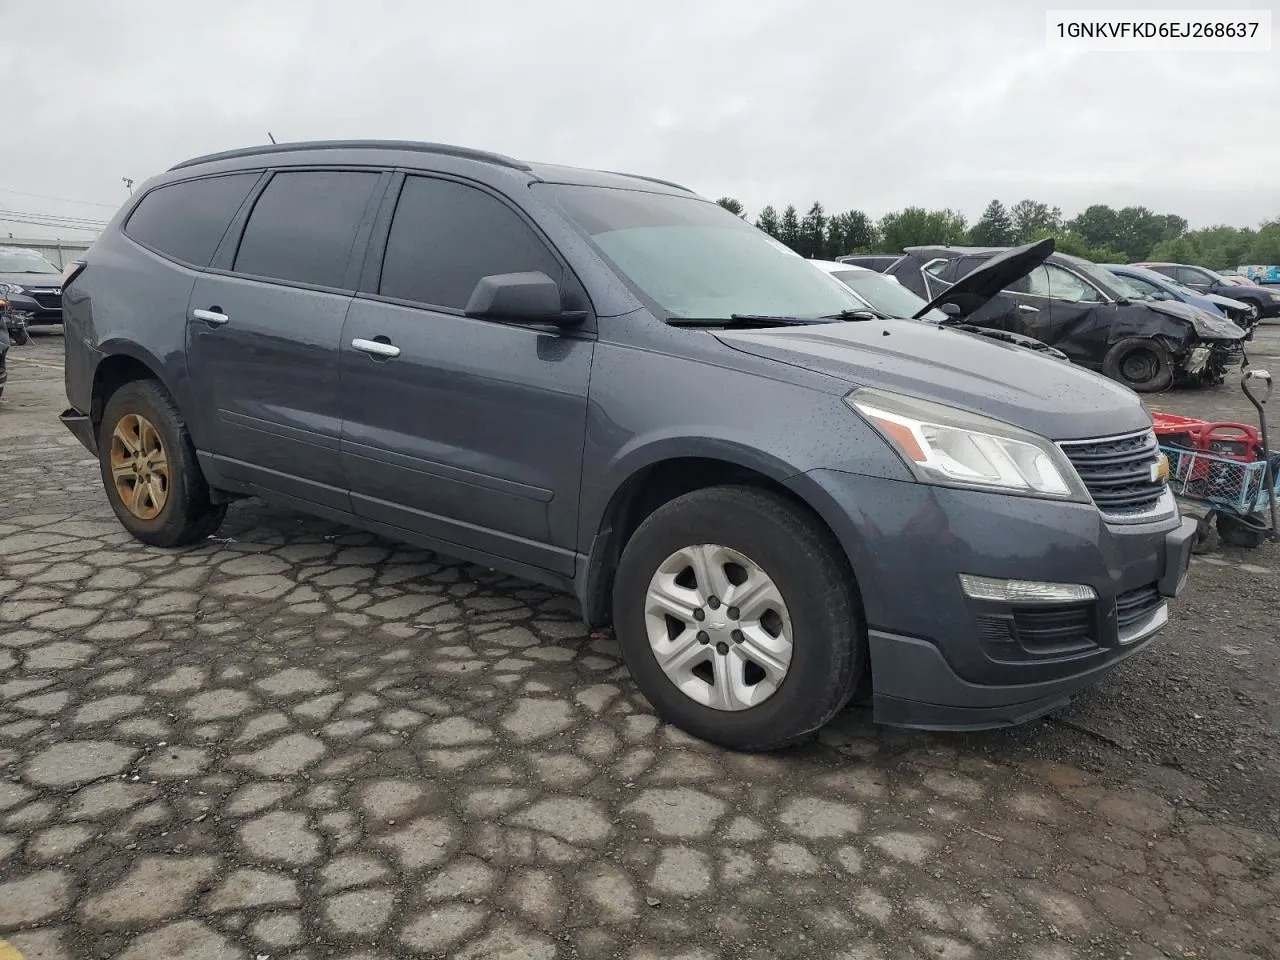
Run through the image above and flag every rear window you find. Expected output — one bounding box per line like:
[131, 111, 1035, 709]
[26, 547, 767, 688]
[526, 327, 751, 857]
[124, 174, 259, 267]
[233, 171, 381, 289]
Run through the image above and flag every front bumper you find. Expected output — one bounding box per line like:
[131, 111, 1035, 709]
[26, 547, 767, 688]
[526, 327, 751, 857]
[2, 290, 62, 325]
[1255, 296, 1280, 320]
[786, 469, 1196, 730]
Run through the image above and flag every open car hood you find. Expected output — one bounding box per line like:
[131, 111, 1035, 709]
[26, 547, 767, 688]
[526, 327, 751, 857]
[911, 238, 1055, 320]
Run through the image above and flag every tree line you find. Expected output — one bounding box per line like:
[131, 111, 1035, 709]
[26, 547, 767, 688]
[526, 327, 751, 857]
[714, 197, 1280, 269]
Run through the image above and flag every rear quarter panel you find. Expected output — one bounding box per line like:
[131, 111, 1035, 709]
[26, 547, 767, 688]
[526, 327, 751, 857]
[62, 229, 204, 442]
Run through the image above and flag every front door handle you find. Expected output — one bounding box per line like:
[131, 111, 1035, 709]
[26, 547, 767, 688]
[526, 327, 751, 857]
[352, 337, 401, 359]
[192, 308, 229, 326]
[1017, 304, 1040, 314]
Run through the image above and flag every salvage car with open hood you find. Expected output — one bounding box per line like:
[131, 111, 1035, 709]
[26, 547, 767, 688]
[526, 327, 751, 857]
[886, 243, 1246, 392]
[810, 253, 1070, 361]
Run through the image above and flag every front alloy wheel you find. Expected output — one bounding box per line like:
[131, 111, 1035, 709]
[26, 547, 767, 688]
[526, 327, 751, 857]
[612, 485, 865, 751]
[645, 543, 793, 711]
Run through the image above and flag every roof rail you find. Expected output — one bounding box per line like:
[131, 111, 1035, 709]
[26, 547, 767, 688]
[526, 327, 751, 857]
[599, 170, 694, 193]
[169, 139, 531, 172]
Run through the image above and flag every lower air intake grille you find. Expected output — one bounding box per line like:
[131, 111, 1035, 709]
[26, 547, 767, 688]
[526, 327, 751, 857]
[1116, 583, 1162, 632]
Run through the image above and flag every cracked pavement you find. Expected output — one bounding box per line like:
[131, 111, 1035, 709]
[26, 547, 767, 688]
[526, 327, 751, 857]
[1, 330, 1279, 960]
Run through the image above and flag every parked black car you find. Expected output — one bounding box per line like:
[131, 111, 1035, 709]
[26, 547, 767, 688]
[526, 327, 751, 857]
[0, 248, 66, 326]
[1135, 261, 1280, 321]
[59, 140, 1195, 748]
[834, 254, 901, 272]
[887, 245, 1246, 392]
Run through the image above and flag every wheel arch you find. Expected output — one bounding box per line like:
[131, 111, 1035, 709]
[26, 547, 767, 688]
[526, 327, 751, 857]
[577, 441, 866, 632]
[89, 340, 180, 436]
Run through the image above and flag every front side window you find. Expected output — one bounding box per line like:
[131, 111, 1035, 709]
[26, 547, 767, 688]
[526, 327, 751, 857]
[233, 171, 380, 288]
[1176, 265, 1215, 286]
[125, 173, 259, 267]
[379, 176, 563, 310]
[540, 184, 862, 320]
[1044, 264, 1101, 302]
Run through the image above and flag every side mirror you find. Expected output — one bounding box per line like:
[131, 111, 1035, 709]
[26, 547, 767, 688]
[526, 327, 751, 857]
[939, 302, 962, 317]
[463, 272, 585, 326]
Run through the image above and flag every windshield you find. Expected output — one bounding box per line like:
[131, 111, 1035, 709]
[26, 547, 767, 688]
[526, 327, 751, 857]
[829, 269, 948, 322]
[0, 250, 60, 275]
[540, 185, 865, 320]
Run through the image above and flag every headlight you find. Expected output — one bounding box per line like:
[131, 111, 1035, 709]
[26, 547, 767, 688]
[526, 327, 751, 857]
[0, 282, 24, 296]
[1267, 292, 1280, 301]
[846, 387, 1088, 501]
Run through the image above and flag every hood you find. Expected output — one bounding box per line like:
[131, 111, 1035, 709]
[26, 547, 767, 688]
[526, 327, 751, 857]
[0, 271, 62, 289]
[715, 317, 1151, 441]
[912, 238, 1055, 320]
[1144, 298, 1245, 340]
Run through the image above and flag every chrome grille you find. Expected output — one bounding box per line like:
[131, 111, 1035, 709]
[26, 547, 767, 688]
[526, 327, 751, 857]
[1059, 429, 1167, 518]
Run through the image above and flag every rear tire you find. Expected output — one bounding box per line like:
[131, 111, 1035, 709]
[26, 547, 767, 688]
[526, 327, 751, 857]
[1102, 338, 1173, 393]
[612, 485, 864, 751]
[98, 379, 226, 547]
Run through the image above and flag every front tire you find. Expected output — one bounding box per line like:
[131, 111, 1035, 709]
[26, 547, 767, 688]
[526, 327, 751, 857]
[98, 379, 226, 547]
[612, 486, 864, 751]
[1102, 338, 1173, 393]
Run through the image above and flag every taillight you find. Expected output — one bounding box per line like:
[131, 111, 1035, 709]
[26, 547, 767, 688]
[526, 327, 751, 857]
[62, 259, 87, 290]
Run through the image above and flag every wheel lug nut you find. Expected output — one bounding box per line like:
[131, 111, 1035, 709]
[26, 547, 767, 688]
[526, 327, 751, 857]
[697, 631, 710, 645]
[731, 629, 743, 643]
[693, 608, 705, 622]
[715, 641, 729, 655]
[708, 597, 721, 610]
[727, 606, 739, 620]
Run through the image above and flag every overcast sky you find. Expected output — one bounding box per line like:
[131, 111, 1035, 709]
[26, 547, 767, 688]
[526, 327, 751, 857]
[2, 0, 1277, 242]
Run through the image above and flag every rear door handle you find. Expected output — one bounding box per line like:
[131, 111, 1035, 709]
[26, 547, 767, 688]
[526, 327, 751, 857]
[192, 308, 229, 326]
[352, 337, 401, 359]
[1017, 304, 1040, 314]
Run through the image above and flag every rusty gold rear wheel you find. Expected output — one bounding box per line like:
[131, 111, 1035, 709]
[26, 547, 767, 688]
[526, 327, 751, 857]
[109, 413, 170, 520]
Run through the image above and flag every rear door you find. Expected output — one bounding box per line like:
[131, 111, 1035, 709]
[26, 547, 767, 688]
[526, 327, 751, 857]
[338, 174, 594, 576]
[186, 168, 387, 510]
[951, 255, 1049, 336]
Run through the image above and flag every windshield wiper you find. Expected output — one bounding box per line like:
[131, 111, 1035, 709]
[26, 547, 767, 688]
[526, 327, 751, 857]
[667, 314, 831, 329]
[820, 308, 883, 321]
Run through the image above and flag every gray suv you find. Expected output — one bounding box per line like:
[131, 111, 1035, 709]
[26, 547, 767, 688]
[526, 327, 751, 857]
[60, 140, 1196, 750]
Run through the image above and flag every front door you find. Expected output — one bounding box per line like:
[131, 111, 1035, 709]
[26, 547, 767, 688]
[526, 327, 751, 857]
[185, 169, 385, 510]
[339, 174, 593, 577]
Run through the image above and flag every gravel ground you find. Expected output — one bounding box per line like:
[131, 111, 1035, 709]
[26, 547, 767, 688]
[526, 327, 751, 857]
[0, 326, 1277, 960]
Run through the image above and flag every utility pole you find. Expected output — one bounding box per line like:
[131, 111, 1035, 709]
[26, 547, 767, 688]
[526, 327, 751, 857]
[122, 177, 134, 197]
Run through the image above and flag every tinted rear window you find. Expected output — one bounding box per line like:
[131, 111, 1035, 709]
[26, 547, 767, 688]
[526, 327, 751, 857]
[379, 176, 563, 310]
[233, 171, 380, 288]
[124, 174, 258, 267]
